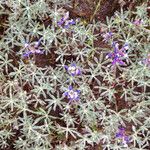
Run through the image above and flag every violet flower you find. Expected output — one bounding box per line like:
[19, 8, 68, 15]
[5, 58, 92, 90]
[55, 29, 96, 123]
[22, 39, 44, 58]
[102, 31, 112, 43]
[115, 127, 125, 138]
[106, 42, 128, 66]
[23, 49, 44, 58]
[64, 19, 76, 28]
[140, 53, 150, 68]
[57, 11, 76, 28]
[23, 51, 32, 57]
[64, 86, 80, 101]
[133, 19, 143, 26]
[64, 63, 81, 76]
[57, 11, 69, 26]
[115, 127, 130, 146]
[57, 18, 65, 26]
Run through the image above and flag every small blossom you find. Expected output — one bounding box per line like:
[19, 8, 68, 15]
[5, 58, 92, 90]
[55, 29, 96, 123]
[64, 86, 80, 101]
[63, 11, 69, 22]
[22, 39, 44, 58]
[115, 127, 125, 138]
[102, 31, 112, 43]
[23, 49, 44, 58]
[65, 63, 81, 76]
[24, 43, 29, 48]
[57, 18, 65, 26]
[106, 42, 128, 66]
[57, 11, 76, 29]
[34, 38, 42, 48]
[57, 11, 69, 26]
[133, 19, 143, 26]
[23, 51, 32, 57]
[140, 53, 150, 68]
[115, 127, 130, 147]
[64, 19, 76, 28]
[34, 49, 44, 54]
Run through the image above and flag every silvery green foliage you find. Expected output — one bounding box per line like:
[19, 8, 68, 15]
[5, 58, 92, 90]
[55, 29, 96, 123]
[0, 0, 150, 150]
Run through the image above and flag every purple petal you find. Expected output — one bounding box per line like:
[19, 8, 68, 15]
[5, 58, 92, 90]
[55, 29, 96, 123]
[76, 69, 81, 75]
[119, 127, 125, 131]
[106, 53, 113, 59]
[23, 51, 32, 57]
[64, 65, 69, 70]
[108, 31, 112, 36]
[71, 63, 76, 67]
[112, 60, 117, 65]
[119, 60, 125, 65]
[57, 18, 64, 26]
[123, 43, 129, 50]
[63, 12, 69, 21]
[116, 132, 123, 138]
[35, 50, 44, 54]
[63, 92, 68, 96]
[124, 136, 130, 143]
[76, 90, 80, 94]
[24, 43, 29, 48]
[69, 19, 76, 25]
[71, 73, 76, 76]
[68, 86, 73, 90]
[64, 24, 69, 29]
[113, 42, 119, 52]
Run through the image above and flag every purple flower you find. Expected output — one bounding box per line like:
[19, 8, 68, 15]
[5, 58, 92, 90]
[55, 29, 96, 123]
[24, 42, 29, 48]
[57, 17, 65, 26]
[115, 127, 131, 146]
[112, 41, 119, 51]
[23, 49, 44, 58]
[34, 49, 44, 54]
[106, 42, 128, 66]
[64, 63, 81, 76]
[140, 54, 150, 68]
[64, 86, 80, 101]
[23, 51, 33, 57]
[133, 19, 143, 26]
[123, 135, 130, 143]
[34, 38, 42, 48]
[57, 12, 69, 27]
[102, 31, 112, 43]
[122, 43, 129, 50]
[22, 40, 44, 58]
[115, 127, 125, 138]
[64, 19, 76, 28]
[57, 11, 76, 29]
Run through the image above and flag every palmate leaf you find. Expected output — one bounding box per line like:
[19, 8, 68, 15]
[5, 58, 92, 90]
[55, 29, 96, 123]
[45, 91, 64, 111]
[56, 124, 81, 139]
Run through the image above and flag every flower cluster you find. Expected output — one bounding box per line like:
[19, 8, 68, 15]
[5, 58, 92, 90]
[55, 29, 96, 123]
[57, 11, 76, 28]
[133, 19, 143, 26]
[101, 31, 113, 43]
[64, 86, 80, 101]
[140, 53, 150, 68]
[64, 63, 81, 76]
[106, 42, 129, 66]
[64, 63, 81, 101]
[23, 40, 44, 58]
[115, 127, 130, 147]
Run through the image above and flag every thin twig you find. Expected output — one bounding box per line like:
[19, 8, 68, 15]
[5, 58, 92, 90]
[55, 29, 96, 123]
[90, 0, 102, 22]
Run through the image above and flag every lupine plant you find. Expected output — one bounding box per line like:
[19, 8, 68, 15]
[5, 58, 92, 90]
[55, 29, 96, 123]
[0, 0, 150, 150]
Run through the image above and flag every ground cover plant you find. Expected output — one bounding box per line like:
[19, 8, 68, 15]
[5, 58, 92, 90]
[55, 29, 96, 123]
[0, 0, 150, 149]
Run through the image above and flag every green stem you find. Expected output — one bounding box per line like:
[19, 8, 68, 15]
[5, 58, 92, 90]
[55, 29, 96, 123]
[90, 0, 102, 22]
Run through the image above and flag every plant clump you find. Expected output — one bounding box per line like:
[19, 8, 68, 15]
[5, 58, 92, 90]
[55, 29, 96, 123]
[0, 0, 149, 150]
